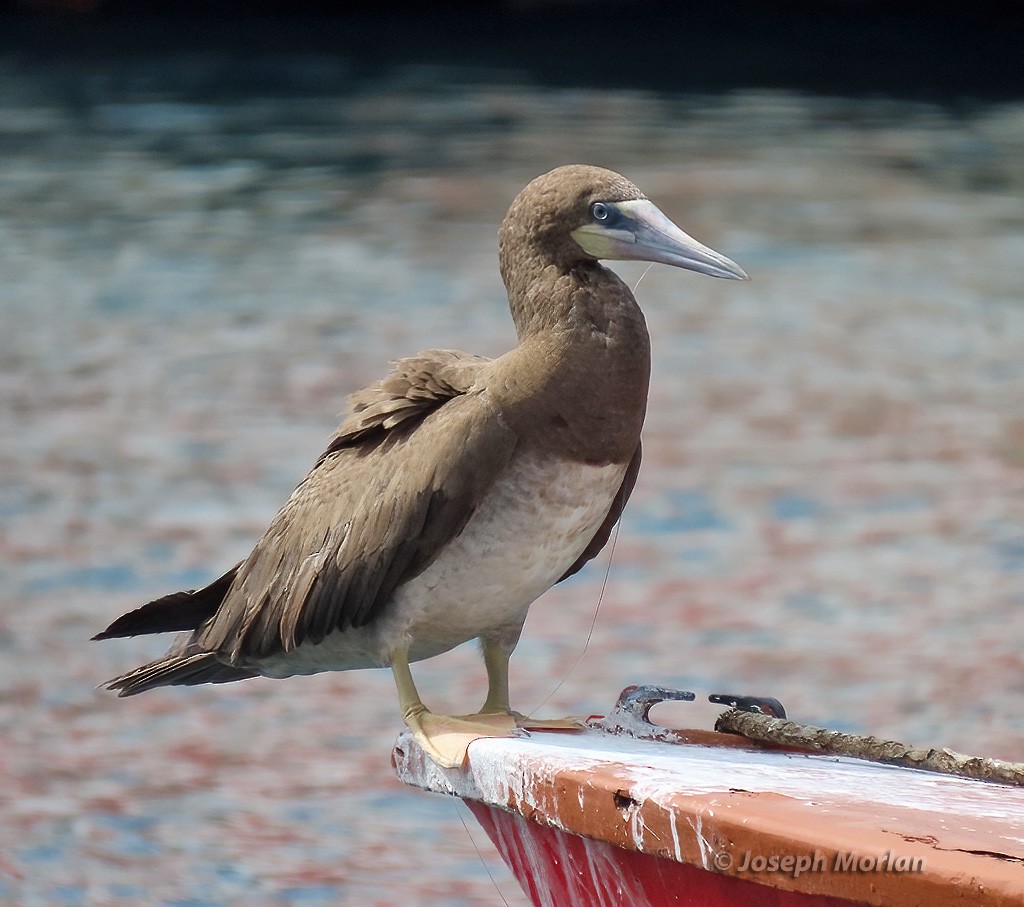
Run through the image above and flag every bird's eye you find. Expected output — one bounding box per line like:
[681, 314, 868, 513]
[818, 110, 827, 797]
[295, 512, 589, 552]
[591, 202, 610, 222]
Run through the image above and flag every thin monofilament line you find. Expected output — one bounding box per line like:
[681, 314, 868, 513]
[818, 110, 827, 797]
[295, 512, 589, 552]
[528, 517, 621, 717]
[455, 800, 512, 907]
[634, 262, 655, 291]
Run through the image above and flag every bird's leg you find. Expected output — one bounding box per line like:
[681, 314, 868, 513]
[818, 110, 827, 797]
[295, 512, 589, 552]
[478, 637, 514, 716]
[391, 644, 432, 727]
[391, 645, 516, 769]
[471, 637, 583, 732]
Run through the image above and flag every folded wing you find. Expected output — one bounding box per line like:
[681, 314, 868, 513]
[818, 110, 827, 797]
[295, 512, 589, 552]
[197, 350, 520, 663]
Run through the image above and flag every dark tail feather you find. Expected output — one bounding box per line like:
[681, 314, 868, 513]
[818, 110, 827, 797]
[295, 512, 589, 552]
[93, 564, 241, 640]
[104, 652, 259, 697]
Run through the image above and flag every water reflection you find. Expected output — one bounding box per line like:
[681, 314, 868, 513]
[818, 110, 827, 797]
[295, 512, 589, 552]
[2, 49, 1023, 907]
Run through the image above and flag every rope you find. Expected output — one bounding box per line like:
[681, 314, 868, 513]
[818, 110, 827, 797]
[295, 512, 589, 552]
[715, 709, 1024, 787]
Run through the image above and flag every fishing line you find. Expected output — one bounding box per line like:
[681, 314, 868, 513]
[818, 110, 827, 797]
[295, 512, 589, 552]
[530, 517, 621, 716]
[529, 265, 648, 717]
[634, 262, 655, 291]
[454, 800, 512, 907]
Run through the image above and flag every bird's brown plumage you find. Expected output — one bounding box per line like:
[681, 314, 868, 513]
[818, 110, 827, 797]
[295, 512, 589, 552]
[201, 353, 520, 661]
[95, 164, 742, 708]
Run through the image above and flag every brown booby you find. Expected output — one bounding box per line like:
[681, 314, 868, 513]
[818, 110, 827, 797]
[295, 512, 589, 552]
[95, 165, 746, 766]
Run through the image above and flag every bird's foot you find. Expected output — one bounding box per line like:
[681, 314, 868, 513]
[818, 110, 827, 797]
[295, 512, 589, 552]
[514, 715, 585, 731]
[403, 707, 518, 768]
[466, 706, 584, 732]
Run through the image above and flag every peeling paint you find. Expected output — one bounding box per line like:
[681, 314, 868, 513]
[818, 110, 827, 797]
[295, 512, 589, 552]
[405, 729, 1024, 828]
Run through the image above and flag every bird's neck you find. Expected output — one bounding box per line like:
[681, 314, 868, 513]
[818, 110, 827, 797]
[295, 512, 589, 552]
[496, 257, 651, 465]
[503, 248, 631, 336]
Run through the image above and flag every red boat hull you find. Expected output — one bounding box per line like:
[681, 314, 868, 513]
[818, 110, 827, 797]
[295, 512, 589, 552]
[469, 801, 859, 907]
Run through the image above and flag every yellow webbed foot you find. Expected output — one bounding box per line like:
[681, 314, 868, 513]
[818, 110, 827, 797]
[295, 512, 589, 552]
[464, 705, 585, 733]
[404, 709, 518, 768]
[514, 715, 585, 731]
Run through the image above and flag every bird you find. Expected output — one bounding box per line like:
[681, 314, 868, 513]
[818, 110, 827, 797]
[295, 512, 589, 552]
[94, 164, 747, 766]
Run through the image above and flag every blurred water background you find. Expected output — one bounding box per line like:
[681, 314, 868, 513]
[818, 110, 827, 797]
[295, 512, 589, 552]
[2, 4, 1024, 905]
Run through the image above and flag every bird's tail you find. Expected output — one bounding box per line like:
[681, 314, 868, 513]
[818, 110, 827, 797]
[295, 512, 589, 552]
[92, 564, 240, 641]
[103, 652, 258, 697]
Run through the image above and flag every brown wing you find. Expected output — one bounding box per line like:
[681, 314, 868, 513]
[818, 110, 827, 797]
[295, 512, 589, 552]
[556, 441, 641, 583]
[197, 350, 518, 663]
[320, 348, 489, 452]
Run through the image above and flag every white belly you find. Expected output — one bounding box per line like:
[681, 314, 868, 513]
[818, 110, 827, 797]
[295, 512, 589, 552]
[255, 451, 627, 676]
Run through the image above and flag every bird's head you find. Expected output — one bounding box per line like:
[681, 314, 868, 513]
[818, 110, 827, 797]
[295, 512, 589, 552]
[499, 164, 748, 283]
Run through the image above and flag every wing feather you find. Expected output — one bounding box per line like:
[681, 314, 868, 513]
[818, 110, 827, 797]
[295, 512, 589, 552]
[197, 350, 518, 663]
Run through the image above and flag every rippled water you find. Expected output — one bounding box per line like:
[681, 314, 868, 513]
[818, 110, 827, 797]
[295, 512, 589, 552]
[2, 40, 1024, 907]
